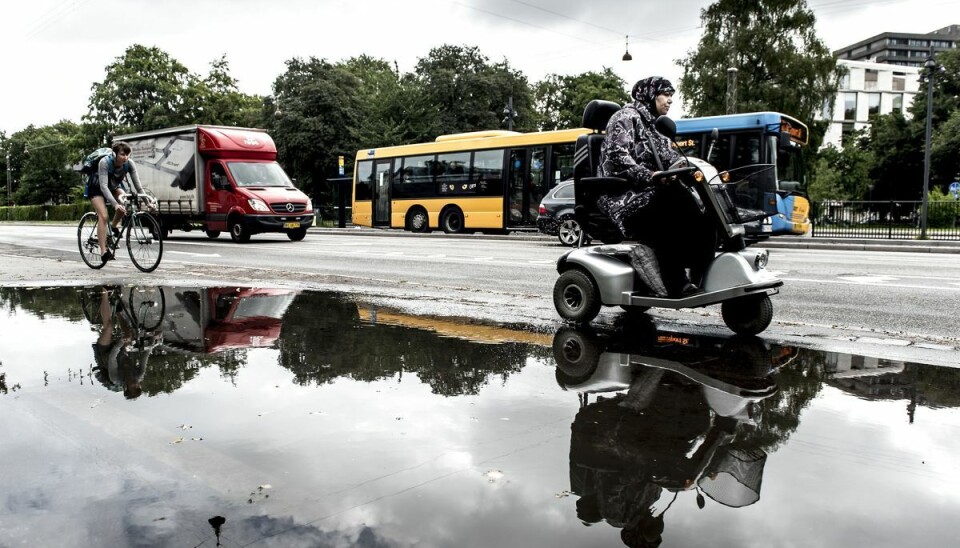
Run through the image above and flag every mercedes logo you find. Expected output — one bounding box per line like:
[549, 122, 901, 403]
[285, 203, 295, 212]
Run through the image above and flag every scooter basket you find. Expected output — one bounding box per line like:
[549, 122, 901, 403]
[698, 445, 766, 508]
[712, 184, 769, 225]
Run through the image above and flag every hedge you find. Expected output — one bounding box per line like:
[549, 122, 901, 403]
[0, 204, 92, 222]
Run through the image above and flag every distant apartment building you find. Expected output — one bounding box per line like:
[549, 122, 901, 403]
[833, 25, 959, 67]
[821, 59, 920, 149]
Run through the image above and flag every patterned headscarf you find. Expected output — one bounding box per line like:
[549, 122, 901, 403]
[631, 76, 675, 114]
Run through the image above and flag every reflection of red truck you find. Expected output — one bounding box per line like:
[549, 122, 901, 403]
[161, 288, 298, 354]
[117, 125, 313, 242]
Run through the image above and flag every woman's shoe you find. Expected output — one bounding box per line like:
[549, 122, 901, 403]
[101, 250, 115, 263]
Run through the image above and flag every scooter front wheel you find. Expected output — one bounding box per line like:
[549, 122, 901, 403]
[721, 294, 773, 336]
[554, 269, 601, 324]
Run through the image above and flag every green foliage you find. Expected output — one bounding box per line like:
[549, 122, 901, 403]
[194, 55, 264, 128]
[862, 112, 924, 201]
[409, 45, 535, 139]
[677, 0, 840, 145]
[534, 68, 628, 130]
[927, 186, 959, 228]
[0, 203, 90, 221]
[807, 141, 874, 201]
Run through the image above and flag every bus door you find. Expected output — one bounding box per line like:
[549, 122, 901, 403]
[506, 147, 547, 227]
[373, 159, 392, 226]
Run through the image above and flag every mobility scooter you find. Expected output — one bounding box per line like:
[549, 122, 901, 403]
[553, 100, 783, 336]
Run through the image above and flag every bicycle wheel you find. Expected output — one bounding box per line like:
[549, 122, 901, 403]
[77, 212, 106, 269]
[79, 287, 103, 324]
[126, 212, 163, 273]
[128, 286, 165, 330]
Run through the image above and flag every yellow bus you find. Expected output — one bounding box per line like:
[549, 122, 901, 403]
[352, 128, 589, 233]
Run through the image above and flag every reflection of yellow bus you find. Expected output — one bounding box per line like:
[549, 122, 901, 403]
[356, 305, 552, 347]
[352, 129, 588, 233]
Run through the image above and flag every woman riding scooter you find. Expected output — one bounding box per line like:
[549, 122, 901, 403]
[597, 76, 714, 298]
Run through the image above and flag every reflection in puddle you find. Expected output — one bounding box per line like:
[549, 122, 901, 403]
[1, 286, 959, 547]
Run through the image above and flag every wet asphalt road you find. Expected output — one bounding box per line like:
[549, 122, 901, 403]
[0, 223, 958, 366]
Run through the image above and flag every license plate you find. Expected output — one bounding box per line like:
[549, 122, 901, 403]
[283, 222, 300, 229]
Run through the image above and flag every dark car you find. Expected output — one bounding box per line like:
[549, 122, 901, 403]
[536, 180, 589, 246]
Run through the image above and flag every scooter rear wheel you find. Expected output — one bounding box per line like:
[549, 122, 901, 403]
[554, 269, 601, 324]
[721, 295, 773, 336]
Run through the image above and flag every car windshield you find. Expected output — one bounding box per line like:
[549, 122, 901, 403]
[226, 162, 293, 188]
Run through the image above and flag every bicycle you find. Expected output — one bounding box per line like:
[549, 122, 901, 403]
[80, 285, 166, 334]
[78, 193, 164, 272]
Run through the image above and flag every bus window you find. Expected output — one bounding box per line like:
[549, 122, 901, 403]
[436, 152, 472, 195]
[530, 147, 546, 222]
[472, 149, 505, 197]
[732, 135, 761, 169]
[770, 136, 805, 192]
[395, 154, 435, 199]
[355, 160, 373, 201]
[551, 143, 575, 184]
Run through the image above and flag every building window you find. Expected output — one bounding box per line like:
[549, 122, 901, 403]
[888, 38, 909, 45]
[852, 45, 868, 56]
[841, 123, 856, 145]
[865, 69, 878, 90]
[908, 39, 930, 47]
[839, 72, 850, 89]
[867, 94, 881, 120]
[892, 76, 905, 91]
[892, 94, 904, 114]
[844, 93, 857, 121]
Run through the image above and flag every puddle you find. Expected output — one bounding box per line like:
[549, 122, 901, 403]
[1, 286, 959, 547]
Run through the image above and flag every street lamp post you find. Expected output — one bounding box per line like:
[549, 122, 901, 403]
[5, 151, 11, 208]
[920, 54, 938, 239]
[502, 96, 517, 131]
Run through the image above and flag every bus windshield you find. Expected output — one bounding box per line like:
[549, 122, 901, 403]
[769, 137, 804, 193]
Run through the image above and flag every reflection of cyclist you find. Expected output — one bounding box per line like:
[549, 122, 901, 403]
[90, 289, 156, 399]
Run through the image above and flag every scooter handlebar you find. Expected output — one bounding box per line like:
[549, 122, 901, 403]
[651, 166, 698, 181]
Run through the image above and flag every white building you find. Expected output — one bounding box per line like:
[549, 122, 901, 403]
[820, 59, 920, 149]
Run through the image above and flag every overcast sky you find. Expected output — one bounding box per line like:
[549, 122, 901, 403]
[3, 0, 958, 135]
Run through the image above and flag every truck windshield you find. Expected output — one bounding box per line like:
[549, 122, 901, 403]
[226, 162, 293, 188]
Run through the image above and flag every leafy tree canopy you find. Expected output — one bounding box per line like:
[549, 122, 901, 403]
[677, 0, 840, 143]
[535, 68, 628, 131]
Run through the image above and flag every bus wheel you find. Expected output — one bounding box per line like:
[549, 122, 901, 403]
[441, 208, 464, 234]
[408, 208, 430, 233]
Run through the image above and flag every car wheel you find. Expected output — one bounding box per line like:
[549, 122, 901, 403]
[408, 208, 430, 233]
[557, 216, 582, 246]
[441, 208, 465, 234]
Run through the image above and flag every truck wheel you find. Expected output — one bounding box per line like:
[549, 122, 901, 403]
[553, 269, 601, 323]
[721, 295, 773, 336]
[229, 220, 250, 243]
[287, 228, 308, 241]
[441, 208, 464, 234]
[205, 230, 220, 239]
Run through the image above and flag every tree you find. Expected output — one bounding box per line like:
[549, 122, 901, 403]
[12, 122, 84, 205]
[195, 55, 264, 128]
[85, 45, 204, 141]
[265, 57, 363, 195]
[863, 112, 924, 201]
[807, 140, 874, 202]
[677, 0, 840, 144]
[409, 45, 535, 139]
[535, 68, 628, 130]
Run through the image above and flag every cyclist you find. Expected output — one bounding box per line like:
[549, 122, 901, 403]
[88, 141, 146, 262]
[90, 287, 159, 399]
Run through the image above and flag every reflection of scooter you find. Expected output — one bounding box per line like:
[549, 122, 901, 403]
[555, 325, 794, 546]
[553, 100, 782, 335]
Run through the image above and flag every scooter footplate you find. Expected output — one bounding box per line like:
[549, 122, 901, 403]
[623, 281, 781, 309]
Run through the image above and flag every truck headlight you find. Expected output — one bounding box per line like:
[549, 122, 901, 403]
[306, 198, 313, 212]
[248, 199, 270, 212]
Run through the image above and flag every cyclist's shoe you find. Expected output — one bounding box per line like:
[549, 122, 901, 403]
[111, 227, 122, 241]
[101, 250, 115, 263]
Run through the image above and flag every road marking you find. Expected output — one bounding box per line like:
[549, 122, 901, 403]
[782, 277, 960, 291]
[837, 275, 901, 284]
[165, 251, 221, 257]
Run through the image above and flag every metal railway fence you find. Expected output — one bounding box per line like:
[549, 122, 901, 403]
[811, 200, 960, 240]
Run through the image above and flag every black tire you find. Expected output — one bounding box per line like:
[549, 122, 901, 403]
[441, 208, 465, 234]
[229, 219, 250, 243]
[557, 216, 583, 246]
[721, 295, 774, 336]
[205, 230, 220, 239]
[553, 269, 602, 323]
[619, 305, 651, 313]
[126, 212, 164, 273]
[79, 287, 103, 325]
[287, 228, 308, 241]
[408, 208, 430, 233]
[77, 212, 107, 269]
[128, 286, 165, 330]
[552, 326, 601, 385]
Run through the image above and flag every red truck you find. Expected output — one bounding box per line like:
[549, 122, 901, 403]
[117, 125, 313, 242]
